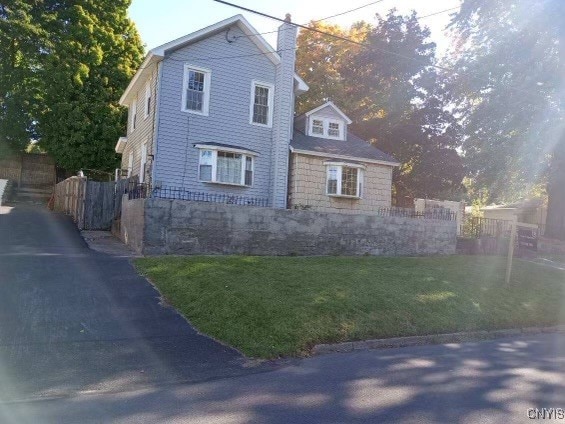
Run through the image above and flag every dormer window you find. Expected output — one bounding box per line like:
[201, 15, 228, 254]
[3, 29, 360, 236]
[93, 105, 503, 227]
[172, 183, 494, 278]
[312, 119, 324, 135]
[303, 101, 352, 141]
[328, 122, 340, 138]
[309, 117, 344, 140]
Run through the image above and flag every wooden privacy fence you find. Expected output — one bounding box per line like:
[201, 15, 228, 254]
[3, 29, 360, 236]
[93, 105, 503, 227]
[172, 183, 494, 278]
[53, 177, 130, 230]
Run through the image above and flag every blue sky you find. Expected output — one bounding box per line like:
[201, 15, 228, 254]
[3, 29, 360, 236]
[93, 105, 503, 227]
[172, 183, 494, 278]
[128, 0, 460, 54]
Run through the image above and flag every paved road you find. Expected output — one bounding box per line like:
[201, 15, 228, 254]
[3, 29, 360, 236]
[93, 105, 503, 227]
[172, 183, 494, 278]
[0, 204, 274, 402]
[3, 333, 565, 423]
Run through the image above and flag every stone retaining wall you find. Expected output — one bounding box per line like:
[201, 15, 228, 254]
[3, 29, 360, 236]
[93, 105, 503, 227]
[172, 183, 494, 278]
[119, 197, 457, 256]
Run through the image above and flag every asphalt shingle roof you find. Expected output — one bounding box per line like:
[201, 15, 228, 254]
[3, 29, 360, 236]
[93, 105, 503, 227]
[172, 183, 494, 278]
[291, 130, 399, 164]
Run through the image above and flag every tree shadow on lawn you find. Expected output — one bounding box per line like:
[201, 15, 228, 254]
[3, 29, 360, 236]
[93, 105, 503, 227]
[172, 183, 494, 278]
[8, 333, 565, 424]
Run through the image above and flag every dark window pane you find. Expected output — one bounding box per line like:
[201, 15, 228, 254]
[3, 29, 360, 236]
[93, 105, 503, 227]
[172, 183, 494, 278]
[252, 85, 269, 124]
[341, 167, 358, 196]
[327, 180, 337, 194]
[328, 122, 340, 137]
[199, 164, 212, 181]
[245, 170, 252, 186]
[312, 119, 324, 135]
[186, 70, 205, 111]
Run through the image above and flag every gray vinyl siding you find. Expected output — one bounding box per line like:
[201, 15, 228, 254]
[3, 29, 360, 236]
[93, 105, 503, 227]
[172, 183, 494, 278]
[153, 26, 277, 202]
[121, 67, 159, 182]
[311, 105, 344, 121]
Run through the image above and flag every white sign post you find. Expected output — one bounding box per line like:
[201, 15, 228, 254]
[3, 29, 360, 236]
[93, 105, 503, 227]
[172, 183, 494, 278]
[505, 216, 518, 286]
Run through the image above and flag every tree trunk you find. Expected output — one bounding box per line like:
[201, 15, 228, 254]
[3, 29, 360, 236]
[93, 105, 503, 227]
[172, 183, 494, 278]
[545, 135, 565, 240]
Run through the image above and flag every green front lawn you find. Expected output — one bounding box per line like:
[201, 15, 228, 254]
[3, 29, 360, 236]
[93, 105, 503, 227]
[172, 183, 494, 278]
[135, 255, 565, 358]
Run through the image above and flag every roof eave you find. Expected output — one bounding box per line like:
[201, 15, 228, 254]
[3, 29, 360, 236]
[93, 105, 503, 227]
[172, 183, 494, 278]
[290, 146, 400, 167]
[119, 53, 162, 106]
[115, 136, 127, 154]
[120, 14, 309, 105]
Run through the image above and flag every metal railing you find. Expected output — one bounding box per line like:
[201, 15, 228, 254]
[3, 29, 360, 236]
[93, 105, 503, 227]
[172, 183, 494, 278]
[127, 182, 269, 207]
[376, 207, 456, 221]
[459, 216, 513, 238]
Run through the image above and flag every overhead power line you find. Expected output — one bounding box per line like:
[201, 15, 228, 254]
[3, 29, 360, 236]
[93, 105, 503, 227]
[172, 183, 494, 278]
[419, 6, 459, 19]
[212, 0, 543, 99]
[234, 0, 387, 39]
[311, 0, 386, 23]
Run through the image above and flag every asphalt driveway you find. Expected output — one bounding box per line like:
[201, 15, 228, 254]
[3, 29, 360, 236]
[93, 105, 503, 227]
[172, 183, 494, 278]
[0, 204, 272, 401]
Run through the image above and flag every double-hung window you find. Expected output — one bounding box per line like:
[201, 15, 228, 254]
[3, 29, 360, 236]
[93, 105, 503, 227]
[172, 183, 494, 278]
[326, 163, 364, 198]
[127, 151, 134, 178]
[311, 119, 324, 135]
[144, 82, 151, 119]
[250, 81, 274, 127]
[182, 65, 211, 115]
[130, 99, 137, 132]
[197, 146, 255, 186]
[140, 142, 147, 183]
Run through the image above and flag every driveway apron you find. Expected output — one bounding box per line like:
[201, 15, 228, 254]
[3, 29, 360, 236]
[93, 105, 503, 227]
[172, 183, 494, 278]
[0, 204, 270, 401]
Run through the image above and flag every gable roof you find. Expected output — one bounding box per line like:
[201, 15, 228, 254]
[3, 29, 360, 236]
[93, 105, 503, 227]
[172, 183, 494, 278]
[291, 130, 399, 166]
[119, 15, 308, 106]
[302, 101, 353, 124]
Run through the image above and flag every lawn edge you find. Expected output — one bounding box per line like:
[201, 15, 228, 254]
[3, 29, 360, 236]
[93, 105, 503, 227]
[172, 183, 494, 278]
[312, 325, 565, 356]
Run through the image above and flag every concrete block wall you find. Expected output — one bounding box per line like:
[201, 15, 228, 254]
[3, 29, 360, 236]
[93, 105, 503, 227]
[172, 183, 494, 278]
[119, 197, 456, 256]
[119, 196, 146, 254]
[0, 179, 12, 206]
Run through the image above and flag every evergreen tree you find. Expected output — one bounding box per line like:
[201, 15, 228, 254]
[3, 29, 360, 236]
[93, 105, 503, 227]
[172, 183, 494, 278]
[0, 0, 45, 153]
[38, 0, 144, 172]
[295, 11, 465, 202]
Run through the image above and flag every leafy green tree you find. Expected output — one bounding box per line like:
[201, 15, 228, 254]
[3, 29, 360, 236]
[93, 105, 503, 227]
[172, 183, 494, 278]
[38, 0, 144, 172]
[0, 1, 45, 153]
[447, 0, 565, 238]
[296, 11, 465, 202]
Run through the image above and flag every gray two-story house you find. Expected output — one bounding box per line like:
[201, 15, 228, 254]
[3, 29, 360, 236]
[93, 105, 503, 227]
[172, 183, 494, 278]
[116, 14, 398, 213]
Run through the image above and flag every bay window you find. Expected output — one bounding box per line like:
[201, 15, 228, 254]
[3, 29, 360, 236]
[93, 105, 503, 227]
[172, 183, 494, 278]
[326, 163, 364, 198]
[197, 147, 255, 186]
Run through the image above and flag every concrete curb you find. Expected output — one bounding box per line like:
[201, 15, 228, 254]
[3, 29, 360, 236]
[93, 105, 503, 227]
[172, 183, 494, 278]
[311, 325, 565, 356]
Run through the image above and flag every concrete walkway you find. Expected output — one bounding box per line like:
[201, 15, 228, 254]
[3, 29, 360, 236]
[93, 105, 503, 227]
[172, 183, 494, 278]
[0, 204, 274, 402]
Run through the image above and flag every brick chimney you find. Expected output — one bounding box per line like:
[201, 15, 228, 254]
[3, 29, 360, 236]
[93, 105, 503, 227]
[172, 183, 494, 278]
[271, 14, 297, 208]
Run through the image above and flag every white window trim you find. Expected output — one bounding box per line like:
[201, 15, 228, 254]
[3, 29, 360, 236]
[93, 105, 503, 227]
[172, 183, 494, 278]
[144, 81, 151, 119]
[140, 142, 147, 183]
[249, 80, 274, 128]
[308, 117, 345, 140]
[130, 99, 137, 133]
[196, 146, 256, 187]
[127, 151, 134, 178]
[325, 163, 364, 198]
[181, 64, 211, 116]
